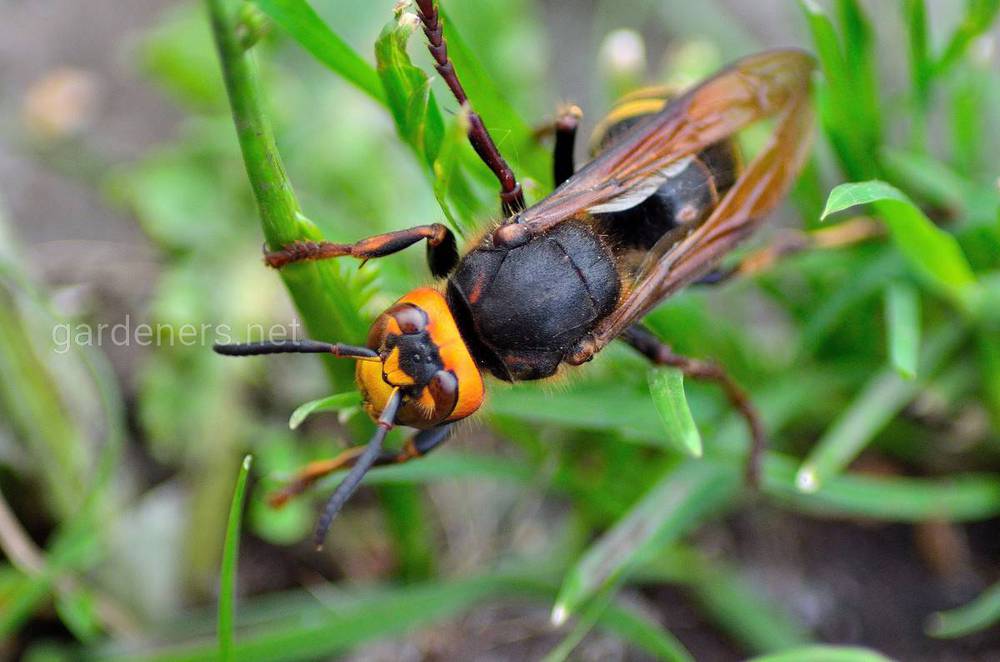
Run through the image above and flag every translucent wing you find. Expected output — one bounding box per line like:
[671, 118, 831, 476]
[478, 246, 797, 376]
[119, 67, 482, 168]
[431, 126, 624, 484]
[512, 49, 815, 236]
[590, 86, 815, 348]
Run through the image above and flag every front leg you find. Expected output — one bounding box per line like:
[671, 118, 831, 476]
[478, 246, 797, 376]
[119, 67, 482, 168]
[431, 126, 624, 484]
[265, 223, 458, 278]
[268, 424, 455, 509]
[620, 324, 765, 485]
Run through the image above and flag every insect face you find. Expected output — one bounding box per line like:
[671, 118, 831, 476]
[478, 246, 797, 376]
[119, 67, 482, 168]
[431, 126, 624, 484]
[357, 288, 484, 429]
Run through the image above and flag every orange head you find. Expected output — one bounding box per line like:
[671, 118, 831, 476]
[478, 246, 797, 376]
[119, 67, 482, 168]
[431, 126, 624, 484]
[213, 287, 483, 430]
[356, 288, 484, 429]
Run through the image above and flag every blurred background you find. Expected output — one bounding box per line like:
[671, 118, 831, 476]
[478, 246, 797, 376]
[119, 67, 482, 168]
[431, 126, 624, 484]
[1, 0, 999, 660]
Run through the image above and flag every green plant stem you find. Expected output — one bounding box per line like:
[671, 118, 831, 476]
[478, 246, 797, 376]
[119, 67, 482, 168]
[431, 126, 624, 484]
[207, 0, 299, 249]
[206, 0, 432, 579]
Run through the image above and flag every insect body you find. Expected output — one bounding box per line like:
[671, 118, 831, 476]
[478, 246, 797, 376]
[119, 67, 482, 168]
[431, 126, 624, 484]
[215, 0, 815, 547]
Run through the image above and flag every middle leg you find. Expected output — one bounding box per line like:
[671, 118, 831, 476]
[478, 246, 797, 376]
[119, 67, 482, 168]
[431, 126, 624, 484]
[268, 424, 455, 508]
[620, 323, 766, 485]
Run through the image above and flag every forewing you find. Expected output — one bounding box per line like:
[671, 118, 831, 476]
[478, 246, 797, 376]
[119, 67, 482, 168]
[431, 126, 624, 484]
[515, 49, 815, 232]
[591, 87, 816, 347]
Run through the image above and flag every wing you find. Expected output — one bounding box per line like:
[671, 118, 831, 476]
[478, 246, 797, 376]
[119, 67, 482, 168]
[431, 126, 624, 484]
[511, 49, 815, 233]
[589, 79, 816, 349]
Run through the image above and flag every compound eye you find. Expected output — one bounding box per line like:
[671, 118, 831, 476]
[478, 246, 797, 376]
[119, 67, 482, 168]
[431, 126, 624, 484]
[427, 370, 458, 419]
[390, 304, 428, 334]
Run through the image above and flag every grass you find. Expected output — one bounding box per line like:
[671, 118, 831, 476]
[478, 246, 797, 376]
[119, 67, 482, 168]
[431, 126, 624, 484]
[2, 0, 999, 659]
[218, 455, 252, 661]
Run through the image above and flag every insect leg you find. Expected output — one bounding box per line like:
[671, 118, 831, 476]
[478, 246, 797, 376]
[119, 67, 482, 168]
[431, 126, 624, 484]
[553, 105, 582, 187]
[414, 0, 524, 216]
[620, 323, 765, 485]
[265, 223, 458, 278]
[268, 424, 455, 509]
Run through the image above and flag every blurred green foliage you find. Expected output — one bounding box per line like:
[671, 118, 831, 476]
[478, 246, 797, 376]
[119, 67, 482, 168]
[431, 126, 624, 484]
[1, 0, 999, 660]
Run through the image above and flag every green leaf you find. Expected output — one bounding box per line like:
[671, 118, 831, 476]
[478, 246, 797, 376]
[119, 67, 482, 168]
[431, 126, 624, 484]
[648, 368, 703, 457]
[821, 181, 978, 307]
[375, 14, 444, 166]
[288, 391, 361, 429]
[431, 107, 471, 231]
[219, 455, 253, 662]
[766, 454, 1000, 522]
[884, 282, 921, 379]
[928, 580, 1000, 638]
[821, 180, 913, 217]
[747, 644, 893, 662]
[796, 324, 964, 492]
[553, 461, 738, 622]
[251, 0, 385, 103]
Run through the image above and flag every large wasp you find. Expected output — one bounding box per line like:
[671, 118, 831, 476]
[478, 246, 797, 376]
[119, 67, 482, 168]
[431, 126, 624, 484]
[215, 0, 815, 547]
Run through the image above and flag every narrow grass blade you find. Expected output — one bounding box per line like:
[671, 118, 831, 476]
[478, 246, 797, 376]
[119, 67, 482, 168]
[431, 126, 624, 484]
[884, 282, 920, 379]
[747, 645, 893, 662]
[219, 455, 253, 662]
[648, 368, 703, 458]
[935, 0, 1000, 77]
[903, 0, 932, 108]
[98, 571, 549, 662]
[796, 324, 964, 492]
[766, 454, 1000, 521]
[640, 548, 810, 654]
[822, 181, 978, 307]
[55, 588, 101, 643]
[288, 391, 360, 429]
[950, 67, 987, 175]
[252, 0, 384, 103]
[927, 580, 1000, 638]
[798, 0, 876, 179]
[835, 0, 880, 148]
[544, 585, 617, 662]
[486, 381, 672, 445]
[596, 600, 695, 662]
[879, 148, 967, 211]
[545, 586, 696, 662]
[798, 1, 847, 97]
[978, 330, 1000, 431]
[553, 461, 738, 621]
[0, 573, 53, 639]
